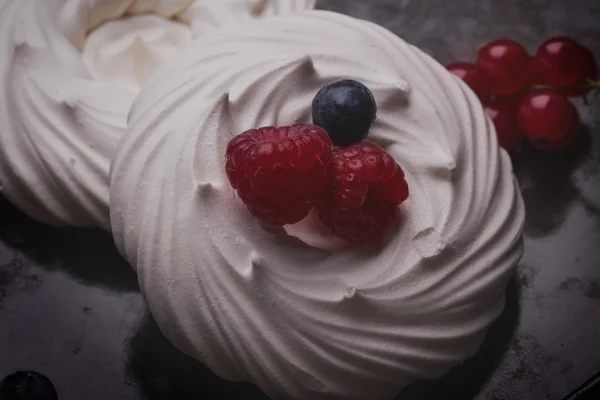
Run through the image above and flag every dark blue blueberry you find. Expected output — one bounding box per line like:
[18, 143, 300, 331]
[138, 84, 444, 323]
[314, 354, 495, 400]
[311, 79, 377, 146]
[0, 371, 58, 400]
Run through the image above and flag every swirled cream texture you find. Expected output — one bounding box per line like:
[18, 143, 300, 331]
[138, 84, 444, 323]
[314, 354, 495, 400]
[0, 0, 314, 229]
[110, 10, 525, 400]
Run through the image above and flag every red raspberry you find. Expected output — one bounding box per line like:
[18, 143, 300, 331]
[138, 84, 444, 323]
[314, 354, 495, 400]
[318, 142, 409, 243]
[225, 123, 333, 226]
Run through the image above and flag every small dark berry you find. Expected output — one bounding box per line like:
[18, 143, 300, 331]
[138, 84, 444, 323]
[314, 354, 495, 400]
[0, 371, 58, 400]
[312, 79, 377, 146]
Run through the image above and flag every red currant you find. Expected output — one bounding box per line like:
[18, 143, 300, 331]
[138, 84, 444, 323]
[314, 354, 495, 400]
[536, 37, 585, 85]
[579, 46, 599, 82]
[483, 96, 523, 152]
[528, 115, 579, 151]
[477, 39, 533, 95]
[517, 89, 579, 150]
[574, 45, 598, 96]
[446, 62, 489, 100]
[535, 37, 598, 96]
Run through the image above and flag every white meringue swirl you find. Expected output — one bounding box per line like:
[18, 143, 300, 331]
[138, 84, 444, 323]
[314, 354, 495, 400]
[110, 10, 525, 400]
[0, 0, 314, 228]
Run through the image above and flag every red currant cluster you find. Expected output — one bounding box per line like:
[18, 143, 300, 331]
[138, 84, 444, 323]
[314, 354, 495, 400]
[447, 37, 598, 152]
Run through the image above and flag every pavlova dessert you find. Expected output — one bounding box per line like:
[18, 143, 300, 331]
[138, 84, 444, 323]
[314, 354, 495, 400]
[109, 9, 525, 400]
[0, 0, 314, 229]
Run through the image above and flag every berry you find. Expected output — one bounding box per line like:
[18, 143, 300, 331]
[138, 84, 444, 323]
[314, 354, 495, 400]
[528, 116, 579, 151]
[578, 46, 599, 83]
[477, 39, 533, 95]
[318, 142, 409, 243]
[225, 124, 333, 226]
[535, 37, 598, 97]
[517, 89, 579, 150]
[446, 62, 489, 99]
[535, 37, 587, 85]
[312, 79, 377, 146]
[0, 371, 58, 400]
[483, 96, 523, 151]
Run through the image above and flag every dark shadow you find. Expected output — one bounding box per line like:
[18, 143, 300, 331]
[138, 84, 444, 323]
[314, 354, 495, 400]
[127, 312, 269, 400]
[511, 126, 592, 238]
[0, 196, 138, 293]
[395, 274, 522, 400]
[562, 370, 600, 400]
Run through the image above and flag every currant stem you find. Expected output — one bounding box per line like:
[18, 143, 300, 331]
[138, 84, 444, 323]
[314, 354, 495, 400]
[476, 42, 489, 52]
[530, 80, 600, 91]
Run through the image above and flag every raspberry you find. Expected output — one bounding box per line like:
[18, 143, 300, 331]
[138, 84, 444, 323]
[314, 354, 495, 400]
[225, 123, 333, 226]
[318, 142, 409, 243]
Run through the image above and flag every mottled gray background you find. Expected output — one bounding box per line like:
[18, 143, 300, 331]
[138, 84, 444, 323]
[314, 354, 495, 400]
[1, 0, 599, 399]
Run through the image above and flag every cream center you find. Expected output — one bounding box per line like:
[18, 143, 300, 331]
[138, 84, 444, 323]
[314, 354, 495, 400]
[82, 14, 191, 92]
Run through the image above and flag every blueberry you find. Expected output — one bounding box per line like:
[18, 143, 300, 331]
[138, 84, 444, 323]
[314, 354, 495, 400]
[0, 371, 58, 400]
[311, 79, 377, 146]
